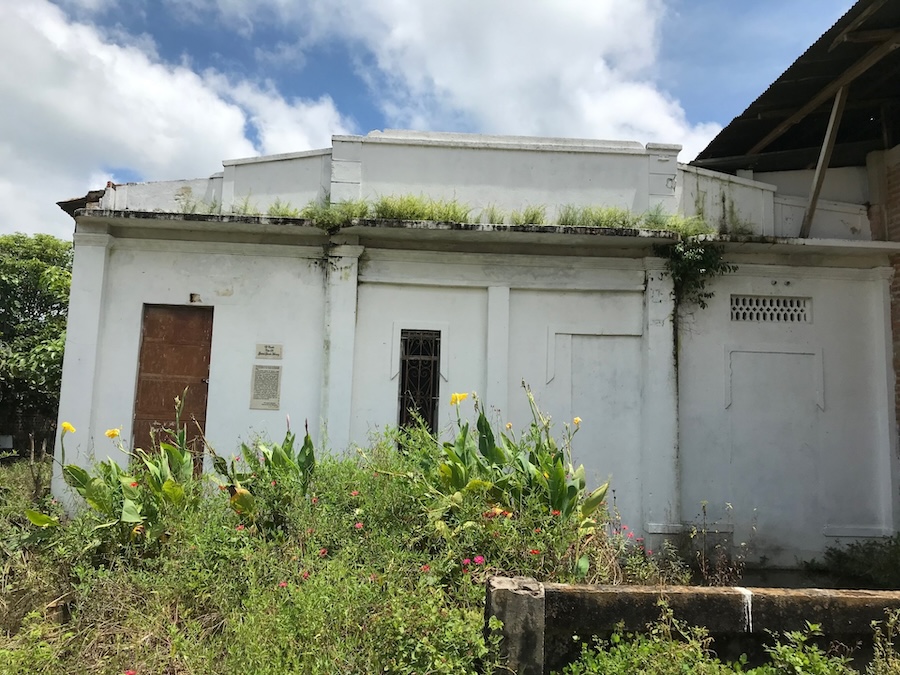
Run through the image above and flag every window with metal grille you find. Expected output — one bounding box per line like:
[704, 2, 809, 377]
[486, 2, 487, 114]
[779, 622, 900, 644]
[730, 295, 811, 323]
[398, 329, 441, 432]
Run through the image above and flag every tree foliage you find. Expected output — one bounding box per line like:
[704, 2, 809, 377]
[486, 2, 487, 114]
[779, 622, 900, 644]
[0, 233, 72, 443]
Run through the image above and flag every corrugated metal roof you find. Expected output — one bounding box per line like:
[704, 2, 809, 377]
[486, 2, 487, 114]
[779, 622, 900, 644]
[693, 0, 900, 173]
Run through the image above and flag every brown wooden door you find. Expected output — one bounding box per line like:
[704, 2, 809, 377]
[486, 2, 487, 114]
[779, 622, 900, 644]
[133, 305, 213, 468]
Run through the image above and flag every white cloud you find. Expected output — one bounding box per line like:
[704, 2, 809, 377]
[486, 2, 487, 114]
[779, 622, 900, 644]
[0, 1, 352, 237]
[173, 0, 720, 160]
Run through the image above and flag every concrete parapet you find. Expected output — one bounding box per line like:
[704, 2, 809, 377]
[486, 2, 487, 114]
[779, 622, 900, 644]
[485, 577, 900, 674]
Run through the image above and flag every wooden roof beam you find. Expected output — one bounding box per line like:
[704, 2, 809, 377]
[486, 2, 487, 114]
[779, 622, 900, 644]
[747, 33, 900, 155]
[800, 87, 848, 238]
[828, 0, 889, 51]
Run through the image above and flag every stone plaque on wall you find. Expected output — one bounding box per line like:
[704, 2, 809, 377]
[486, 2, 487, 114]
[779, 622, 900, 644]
[255, 343, 283, 359]
[250, 365, 282, 410]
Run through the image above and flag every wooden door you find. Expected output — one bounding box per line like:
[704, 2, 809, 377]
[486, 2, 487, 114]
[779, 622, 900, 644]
[133, 305, 213, 469]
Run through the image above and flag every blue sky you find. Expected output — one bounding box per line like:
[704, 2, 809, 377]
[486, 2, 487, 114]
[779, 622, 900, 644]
[0, 0, 854, 237]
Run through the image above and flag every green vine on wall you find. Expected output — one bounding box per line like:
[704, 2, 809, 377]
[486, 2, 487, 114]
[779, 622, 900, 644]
[653, 241, 737, 309]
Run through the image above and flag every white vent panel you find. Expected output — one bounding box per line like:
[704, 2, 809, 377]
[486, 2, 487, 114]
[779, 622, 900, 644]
[730, 295, 811, 323]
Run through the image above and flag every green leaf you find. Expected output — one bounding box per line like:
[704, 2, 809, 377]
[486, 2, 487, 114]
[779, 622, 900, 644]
[62, 464, 91, 495]
[581, 481, 610, 519]
[576, 555, 590, 580]
[477, 412, 505, 466]
[161, 478, 185, 505]
[24, 509, 59, 528]
[121, 498, 143, 523]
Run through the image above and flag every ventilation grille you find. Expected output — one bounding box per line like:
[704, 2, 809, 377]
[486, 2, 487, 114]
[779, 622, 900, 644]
[731, 295, 811, 323]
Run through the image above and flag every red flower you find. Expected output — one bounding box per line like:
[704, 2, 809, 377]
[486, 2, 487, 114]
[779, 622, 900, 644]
[354, 522, 364, 530]
[278, 581, 287, 588]
[130, 482, 138, 488]
[236, 524, 245, 531]
[420, 564, 430, 572]
[534, 528, 542, 533]
[551, 509, 561, 516]
[319, 548, 328, 557]
[350, 490, 359, 496]
[124, 670, 137, 675]
[529, 549, 541, 555]
[302, 570, 310, 580]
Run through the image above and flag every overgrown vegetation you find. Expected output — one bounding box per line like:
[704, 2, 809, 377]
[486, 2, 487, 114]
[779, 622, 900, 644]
[654, 240, 737, 309]
[7, 390, 887, 672]
[563, 604, 872, 674]
[807, 535, 900, 590]
[0, 234, 72, 451]
[0, 392, 684, 673]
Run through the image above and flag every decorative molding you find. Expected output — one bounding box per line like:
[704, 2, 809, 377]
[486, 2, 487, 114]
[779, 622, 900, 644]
[724, 344, 825, 411]
[390, 321, 450, 382]
[110, 238, 324, 259]
[546, 324, 643, 383]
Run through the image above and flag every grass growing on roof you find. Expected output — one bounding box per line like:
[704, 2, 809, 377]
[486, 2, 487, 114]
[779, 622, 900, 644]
[372, 194, 473, 222]
[510, 204, 547, 225]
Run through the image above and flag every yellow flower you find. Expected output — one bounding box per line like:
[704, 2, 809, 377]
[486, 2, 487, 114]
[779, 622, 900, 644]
[573, 417, 582, 426]
[450, 392, 469, 406]
[105, 428, 121, 439]
[61, 421, 75, 434]
[505, 422, 512, 430]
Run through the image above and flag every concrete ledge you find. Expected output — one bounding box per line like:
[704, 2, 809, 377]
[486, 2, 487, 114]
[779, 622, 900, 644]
[485, 577, 900, 674]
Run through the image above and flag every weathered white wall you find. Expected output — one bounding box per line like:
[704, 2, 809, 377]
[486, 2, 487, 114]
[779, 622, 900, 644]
[350, 249, 678, 537]
[350, 281, 490, 444]
[678, 265, 896, 565]
[55, 238, 327, 477]
[678, 165, 776, 235]
[222, 150, 331, 215]
[773, 195, 870, 239]
[101, 177, 223, 213]
[755, 167, 869, 205]
[332, 131, 680, 221]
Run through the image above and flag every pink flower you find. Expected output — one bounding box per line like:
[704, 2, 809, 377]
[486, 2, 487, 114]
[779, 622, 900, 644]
[462, 558, 471, 566]
[319, 548, 328, 557]
[236, 524, 245, 531]
[311, 496, 319, 504]
[534, 528, 542, 533]
[627, 531, 634, 539]
[302, 570, 310, 580]
[354, 522, 364, 530]
[420, 564, 430, 572]
[124, 670, 137, 675]
[279, 581, 287, 588]
[473, 555, 485, 565]
[622, 524, 629, 531]
[271, 480, 277, 486]
[350, 490, 359, 496]
[551, 509, 561, 516]
[647, 549, 653, 555]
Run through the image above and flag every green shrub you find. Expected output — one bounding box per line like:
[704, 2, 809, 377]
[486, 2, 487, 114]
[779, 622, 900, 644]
[510, 204, 546, 225]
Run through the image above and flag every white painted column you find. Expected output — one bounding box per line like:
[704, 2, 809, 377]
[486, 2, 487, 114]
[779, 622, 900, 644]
[321, 240, 364, 452]
[52, 230, 113, 505]
[486, 286, 510, 419]
[640, 260, 681, 544]
[873, 268, 899, 534]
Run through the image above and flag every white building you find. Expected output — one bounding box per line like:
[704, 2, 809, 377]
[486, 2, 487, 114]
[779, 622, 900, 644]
[55, 0, 900, 566]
